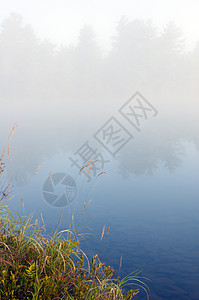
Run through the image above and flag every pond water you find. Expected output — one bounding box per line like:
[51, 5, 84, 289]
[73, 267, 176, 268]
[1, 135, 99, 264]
[1, 93, 199, 300]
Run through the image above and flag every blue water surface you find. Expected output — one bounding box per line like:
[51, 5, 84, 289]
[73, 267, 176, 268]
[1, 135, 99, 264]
[7, 141, 199, 300]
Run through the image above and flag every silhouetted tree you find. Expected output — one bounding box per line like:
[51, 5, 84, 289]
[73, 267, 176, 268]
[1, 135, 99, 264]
[0, 13, 55, 101]
[104, 18, 158, 96]
[74, 25, 102, 97]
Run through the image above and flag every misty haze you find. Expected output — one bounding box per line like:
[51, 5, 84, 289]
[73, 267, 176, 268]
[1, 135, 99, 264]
[0, 2, 199, 300]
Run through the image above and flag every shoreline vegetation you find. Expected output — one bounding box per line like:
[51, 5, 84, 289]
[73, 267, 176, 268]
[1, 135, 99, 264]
[0, 124, 149, 299]
[0, 198, 144, 300]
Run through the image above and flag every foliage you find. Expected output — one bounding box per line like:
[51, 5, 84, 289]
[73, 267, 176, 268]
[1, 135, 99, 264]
[0, 125, 149, 299]
[0, 201, 143, 300]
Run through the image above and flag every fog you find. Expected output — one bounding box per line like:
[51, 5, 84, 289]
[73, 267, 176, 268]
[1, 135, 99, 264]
[1, 5, 199, 299]
[0, 9, 198, 185]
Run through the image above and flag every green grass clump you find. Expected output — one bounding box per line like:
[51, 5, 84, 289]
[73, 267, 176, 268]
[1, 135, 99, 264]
[0, 200, 141, 300]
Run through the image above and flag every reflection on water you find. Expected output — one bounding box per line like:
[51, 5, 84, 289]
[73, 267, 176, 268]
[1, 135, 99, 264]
[1, 90, 199, 299]
[1, 13, 199, 299]
[2, 136, 199, 299]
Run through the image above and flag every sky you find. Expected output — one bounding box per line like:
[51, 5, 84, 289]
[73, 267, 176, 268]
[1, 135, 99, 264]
[0, 0, 199, 51]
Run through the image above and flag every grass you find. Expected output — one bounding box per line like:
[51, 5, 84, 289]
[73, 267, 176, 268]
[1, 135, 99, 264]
[0, 198, 144, 299]
[0, 123, 149, 299]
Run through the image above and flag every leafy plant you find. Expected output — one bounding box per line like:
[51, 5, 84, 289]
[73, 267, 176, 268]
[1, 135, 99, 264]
[0, 124, 149, 299]
[0, 199, 148, 299]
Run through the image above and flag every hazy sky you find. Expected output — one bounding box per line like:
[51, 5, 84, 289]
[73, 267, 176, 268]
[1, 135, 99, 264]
[1, 0, 199, 51]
